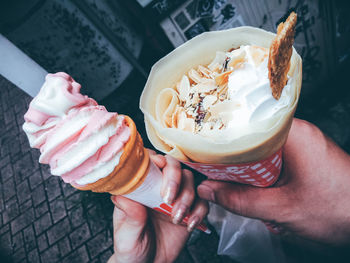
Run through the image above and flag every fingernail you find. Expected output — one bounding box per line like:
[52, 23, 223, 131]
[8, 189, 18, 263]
[187, 216, 200, 232]
[172, 204, 187, 224]
[197, 185, 215, 202]
[164, 181, 177, 205]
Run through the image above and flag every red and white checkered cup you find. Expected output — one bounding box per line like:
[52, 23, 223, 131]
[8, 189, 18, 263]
[183, 148, 283, 187]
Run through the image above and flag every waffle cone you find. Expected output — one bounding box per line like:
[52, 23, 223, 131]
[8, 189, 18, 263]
[74, 115, 150, 195]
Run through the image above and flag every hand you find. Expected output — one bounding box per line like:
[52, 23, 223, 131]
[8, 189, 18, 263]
[108, 151, 208, 263]
[197, 118, 350, 245]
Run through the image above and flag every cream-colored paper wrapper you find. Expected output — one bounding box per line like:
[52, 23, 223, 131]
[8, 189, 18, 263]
[140, 26, 302, 164]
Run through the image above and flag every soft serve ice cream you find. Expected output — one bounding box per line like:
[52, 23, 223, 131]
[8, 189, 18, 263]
[168, 45, 292, 139]
[22, 72, 210, 233]
[22, 72, 130, 186]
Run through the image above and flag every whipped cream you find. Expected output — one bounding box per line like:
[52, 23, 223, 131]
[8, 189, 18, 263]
[23, 73, 130, 186]
[170, 45, 292, 136]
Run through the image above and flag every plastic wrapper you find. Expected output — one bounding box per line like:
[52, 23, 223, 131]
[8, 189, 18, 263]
[208, 203, 286, 263]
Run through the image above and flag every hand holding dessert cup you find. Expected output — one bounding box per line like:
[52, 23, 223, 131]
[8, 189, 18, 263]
[22, 72, 209, 233]
[140, 12, 301, 187]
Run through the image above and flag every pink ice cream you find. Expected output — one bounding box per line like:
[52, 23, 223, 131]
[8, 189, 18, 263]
[23, 72, 130, 186]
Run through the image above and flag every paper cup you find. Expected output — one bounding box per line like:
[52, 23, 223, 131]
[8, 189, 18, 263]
[183, 148, 282, 187]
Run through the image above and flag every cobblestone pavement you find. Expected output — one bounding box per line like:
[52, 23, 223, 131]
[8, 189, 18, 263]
[0, 75, 234, 263]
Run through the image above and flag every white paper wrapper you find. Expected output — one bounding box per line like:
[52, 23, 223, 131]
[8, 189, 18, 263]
[123, 160, 164, 208]
[140, 26, 302, 164]
[124, 160, 210, 233]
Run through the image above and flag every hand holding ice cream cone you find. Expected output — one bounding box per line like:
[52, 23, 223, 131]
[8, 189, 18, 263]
[108, 153, 209, 263]
[198, 118, 350, 245]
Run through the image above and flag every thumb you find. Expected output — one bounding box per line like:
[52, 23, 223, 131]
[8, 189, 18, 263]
[111, 196, 148, 253]
[197, 180, 286, 221]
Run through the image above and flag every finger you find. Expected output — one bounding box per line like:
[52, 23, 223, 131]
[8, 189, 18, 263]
[171, 169, 195, 224]
[187, 199, 209, 232]
[161, 155, 182, 204]
[148, 149, 167, 169]
[197, 180, 285, 221]
[111, 196, 148, 254]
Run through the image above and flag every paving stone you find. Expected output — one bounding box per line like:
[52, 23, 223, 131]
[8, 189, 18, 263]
[34, 213, 52, 236]
[23, 225, 36, 252]
[40, 164, 52, 180]
[87, 231, 112, 259]
[3, 177, 15, 201]
[28, 170, 43, 190]
[61, 245, 89, 263]
[4, 108, 15, 126]
[12, 231, 24, 252]
[32, 184, 46, 206]
[58, 236, 72, 257]
[0, 84, 9, 110]
[19, 132, 30, 155]
[67, 205, 84, 229]
[30, 150, 41, 167]
[0, 138, 10, 158]
[15, 111, 25, 128]
[47, 217, 71, 245]
[40, 244, 61, 263]
[99, 248, 113, 263]
[69, 223, 91, 249]
[50, 199, 67, 223]
[12, 247, 25, 263]
[87, 205, 110, 235]
[0, 154, 10, 169]
[45, 176, 61, 202]
[14, 99, 27, 115]
[61, 180, 77, 197]
[35, 201, 49, 219]
[0, 231, 12, 254]
[0, 198, 4, 213]
[0, 162, 13, 183]
[8, 136, 21, 160]
[0, 223, 10, 236]
[28, 248, 40, 263]
[37, 233, 48, 252]
[13, 153, 38, 184]
[4, 123, 19, 139]
[66, 191, 84, 209]
[17, 179, 31, 204]
[10, 208, 34, 235]
[3, 197, 19, 224]
[19, 198, 32, 213]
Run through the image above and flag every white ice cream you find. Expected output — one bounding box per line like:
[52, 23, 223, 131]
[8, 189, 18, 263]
[225, 45, 291, 127]
[171, 45, 292, 137]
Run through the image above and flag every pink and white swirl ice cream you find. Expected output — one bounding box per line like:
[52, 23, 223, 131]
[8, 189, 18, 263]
[22, 72, 131, 187]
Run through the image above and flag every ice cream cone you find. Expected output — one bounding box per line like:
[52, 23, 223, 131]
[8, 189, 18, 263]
[74, 115, 150, 195]
[22, 72, 209, 234]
